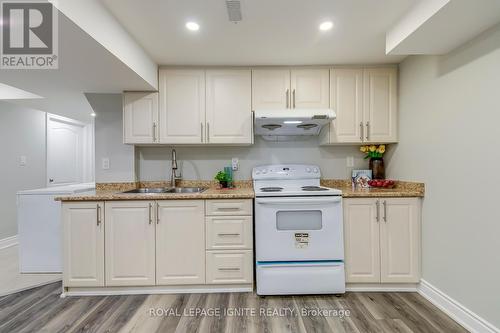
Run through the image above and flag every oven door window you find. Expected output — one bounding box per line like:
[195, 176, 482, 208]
[276, 210, 322, 230]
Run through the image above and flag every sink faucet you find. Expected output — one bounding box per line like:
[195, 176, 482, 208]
[170, 149, 182, 188]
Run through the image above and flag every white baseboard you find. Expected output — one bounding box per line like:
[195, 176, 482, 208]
[418, 279, 499, 333]
[0, 235, 18, 250]
[346, 283, 418, 292]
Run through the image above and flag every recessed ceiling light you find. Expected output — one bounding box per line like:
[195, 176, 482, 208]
[186, 22, 200, 31]
[90, 112, 97, 117]
[319, 21, 333, 31]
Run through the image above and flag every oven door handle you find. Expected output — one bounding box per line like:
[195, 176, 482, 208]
[256, 197, 342, 205]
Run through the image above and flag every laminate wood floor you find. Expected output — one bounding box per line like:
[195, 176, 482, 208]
[0, 282, 468, 333]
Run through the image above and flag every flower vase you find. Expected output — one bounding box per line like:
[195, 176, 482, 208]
[369, 157, 385, 180]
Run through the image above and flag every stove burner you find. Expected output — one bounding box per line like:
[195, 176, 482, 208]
[301, 186, 329, 191]
[260, 187, 283, 192]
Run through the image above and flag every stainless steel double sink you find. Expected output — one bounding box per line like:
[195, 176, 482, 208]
[121, 187, 207, 194]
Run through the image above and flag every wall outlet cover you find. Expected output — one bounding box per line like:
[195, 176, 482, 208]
[102, 158, 110, 170]
[232, 157, 239, 171]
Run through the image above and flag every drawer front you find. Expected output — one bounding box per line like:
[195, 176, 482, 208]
[206, 216, 253, 250]
[206, 250, 253, 284]
[206, 199, 252, 216]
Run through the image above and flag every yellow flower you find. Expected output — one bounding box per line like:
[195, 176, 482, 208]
[377, 146, 386, 154]
[360, 146, 367, 153]
[369, 145, 377, 152]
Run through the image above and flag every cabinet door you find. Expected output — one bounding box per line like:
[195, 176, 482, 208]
[363, 68, 398, 143]
[325, 68, 363, 143]
[290, 69, 329, 109]
[105, 201, 155, 286]
[380, 198, 421, 283]
[343, 198, 380, 283]
[156, 200, 205, 285]
[62, 202, 104, 287]
[206, 70, 253, 144]
[252, 69, 290, 110]
[158, 69, 206, 144]
[123, 92, 159, 144]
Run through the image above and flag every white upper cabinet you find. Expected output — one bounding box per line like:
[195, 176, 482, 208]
[363, 68, 398, 143]
[290, 69, 330, 109]
[321, 67, 398, 145]
[206, 69, 253, 144]
[123, 92, 158, 144]
[323, 68, 364, 144]
[158, 69, 206, 144]
[252, 69, 291, 110]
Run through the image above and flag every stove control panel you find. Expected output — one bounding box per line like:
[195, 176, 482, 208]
[252, 164, 322, 180]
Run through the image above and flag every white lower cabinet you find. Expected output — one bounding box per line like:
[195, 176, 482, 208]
[344, 197, 421, 284]
[156, 200, 205, 285]
[62, 199, 254, 293]
[105, 201, 156, 286]
[62, 202, 104, 287]
[206, 250, 253, 284]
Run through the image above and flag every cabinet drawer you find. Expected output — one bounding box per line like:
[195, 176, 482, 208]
[206, 250, 253, 284]
[205, 199, 252, 216]
[206, 216, 252, 250]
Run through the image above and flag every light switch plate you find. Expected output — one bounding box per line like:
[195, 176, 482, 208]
[19, 156, 27, 166]
[346, 156, 354, 168]
[232, 158, 239, 171]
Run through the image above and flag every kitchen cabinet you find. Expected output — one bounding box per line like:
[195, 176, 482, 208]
[343, 198, 420, 284]
[206, 69, 253, 144]
[123, 92, 159, 144]
[320, 67, 398, 145]
[251, 68, 329, 110]
[158, 69, 206, 144]
[105, 201, 156, 286]
[62, 202, 104, 287]
[156, 200, 205, 285]
[290, 69, 330, 109]
[206, 250, 253, 284]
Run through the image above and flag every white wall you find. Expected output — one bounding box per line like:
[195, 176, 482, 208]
[0, 102, 47, 239]
[137, 140, 365, 181]
[387, 24, 500, 328]
[88, 94, 135, 183]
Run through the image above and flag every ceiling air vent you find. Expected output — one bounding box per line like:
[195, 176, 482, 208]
[226, 0, 242, 23]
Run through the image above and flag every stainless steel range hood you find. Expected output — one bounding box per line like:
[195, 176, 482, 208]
[254, 109, 336, 139]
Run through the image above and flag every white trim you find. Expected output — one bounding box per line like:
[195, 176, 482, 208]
[346, 283, 418, 292]
[62, 284, 253, 297]
[418, 279, 499, 333]
[0, 235, 18, 250]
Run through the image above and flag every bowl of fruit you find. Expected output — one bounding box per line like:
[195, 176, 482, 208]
[368, 179, 396, 189]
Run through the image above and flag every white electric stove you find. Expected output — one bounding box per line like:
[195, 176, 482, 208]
[253, 164, 345, 295]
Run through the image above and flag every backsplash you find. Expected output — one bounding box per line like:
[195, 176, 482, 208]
[136, 137, 366, 181]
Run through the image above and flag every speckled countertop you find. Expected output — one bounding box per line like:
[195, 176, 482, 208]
[55, 179, 424, 202]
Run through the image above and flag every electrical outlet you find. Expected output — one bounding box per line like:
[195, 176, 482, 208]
[346, 156, 354, 168]
[102, 158, 110, 170]
[232, 157, 239, 171]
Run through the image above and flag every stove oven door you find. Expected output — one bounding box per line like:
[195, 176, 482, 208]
[255, 196, 343, 262]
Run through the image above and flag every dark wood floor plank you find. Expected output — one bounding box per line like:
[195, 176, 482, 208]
[0, 282, 470, 333]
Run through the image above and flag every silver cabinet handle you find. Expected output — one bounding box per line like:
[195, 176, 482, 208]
[148, 203, 153, 225]
[156, 202, 160, 224]
[207, 122, 210, 143]
[360, 122, 364, 141]
[251, 111, 255, 144]
[218, 233, 240, 237]
[292, 89, 296, 108]
[286, 89, 289, 108]
[383, 200, 387, 222]
[376, 200, 380, 223]
[217, 207, 240, 211]
[218, 267, 240, 271]
[200, 122, 204, 143]
[152, 122, 157, 142]
[97, 204, 102, 226]
[366, 121, 370, 141]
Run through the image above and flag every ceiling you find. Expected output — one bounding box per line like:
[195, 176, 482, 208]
[101, 0, 417, 65]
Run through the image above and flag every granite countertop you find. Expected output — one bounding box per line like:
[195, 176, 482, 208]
[55, 179, 424, 202]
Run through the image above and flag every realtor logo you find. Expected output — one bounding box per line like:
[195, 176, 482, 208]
[1, 1, 58, 69]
